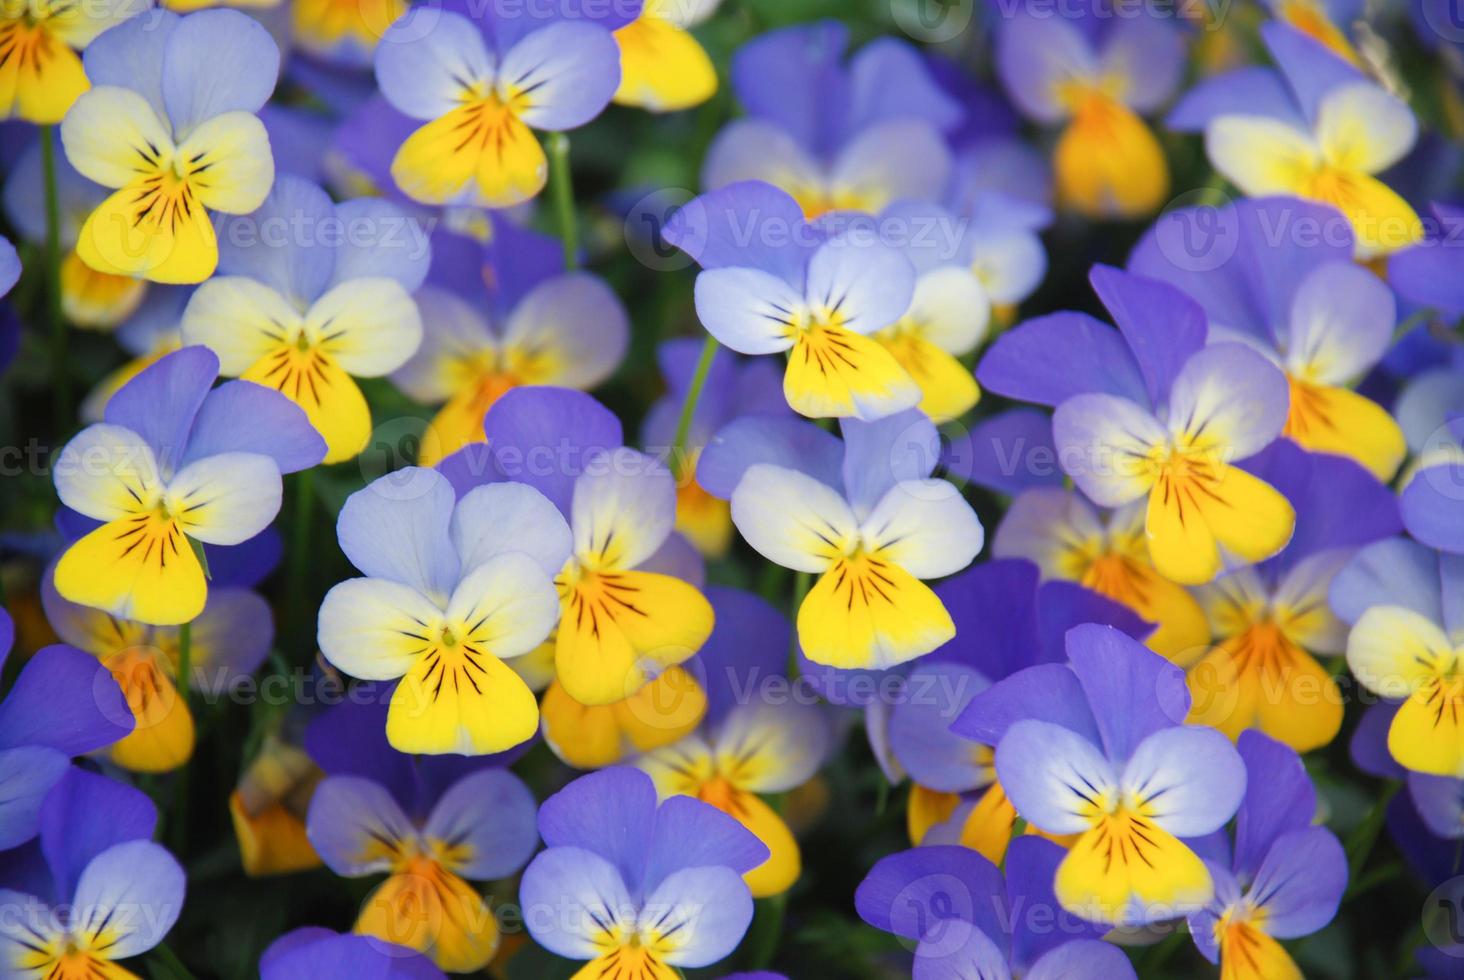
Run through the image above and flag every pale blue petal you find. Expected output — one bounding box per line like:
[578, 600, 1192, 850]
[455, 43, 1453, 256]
[337, 468, 461, 598]
[162, 9, 280, 138]
[422, 769, 538, 879]
[1119, 726, 1246, 837]
[501, 22, 620, 130]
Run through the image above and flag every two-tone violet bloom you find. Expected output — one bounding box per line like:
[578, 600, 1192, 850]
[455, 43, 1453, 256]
[702, 408, 983, 669]
[316, 467, 565, 754]
[1335, 536, 1464, 776]
[303, 696, 539, 972]
[865, 559, 1149, 863]
[392, 234, 627, 467]
[610, 0, 722, 112]
[636, 588, 834, 898]
[993, 488, 1209, 661]
[520, 767, 767, 978]
[956, 625, 1247, 926]
[261, 928, 444, 980]
[0, 644, 132, 850]
[702, 21, 961, 218]
[980, 265, 1296, 586]
[60, 10, 280, 283]
[1187, 732, 1346, 980]
[374, 1, 620, 207]
[0, 769, 184, 977]
[438, 387, 716, 710]
[40, 549, 272, 772]
[1131, 196, 1406, 481]
[995, 1, 1184, 218]
[52, 347, 325, 625]
[640, 338, 786, 556]
[666, 181, 922, 421]
[1168, 22, 1422, 257]
[1183, 441, 1399, 752]
[856, 839, 1137, 980]
[181, 175, 429, 463]
[0, 0, 139, 123]
[4, 134, 147, 329]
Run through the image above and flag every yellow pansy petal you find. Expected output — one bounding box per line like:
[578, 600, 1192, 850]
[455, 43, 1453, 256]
[556, 571, 714, 706]
[76, 182, 219, 285]
[541, 668, 706, 769]
[61, 87, 174, 189]
[956, 781, 1020, 865]
[784, 325, 921, 420]
[613, 15, 717, 112]
[229, 790, 321, 877]
[417, 374, 517, 467]
[1055, 811, 1212, 925]
[1055, 96, 1169, 218]
[711, 785, 799, 898]
[1081, 555, 1211, 664]
[1346, 605, 1452, 699]
[54, 517, 206, 625]
[1302, 168, 1423, 257]
[675, 477, 733, 557]
[175, 112, 275, 215]
[1390, 680, 1464, 777]
[572, 951, 679, 980]
[878, 332, 980, 423]
[1285, 379, 1407, 481]
[0, 24, 87, 124]
[104, 648, 195, 773]
[60, 249, 146, 330]
[356, 864, 499, 973]
[387, 646, 539, 755]
[392, 102, 547, 208]
[1278, 0, 1358, 64]
[292, 0, 405, 58]
[907, 784, 960, 846]
[1187, 628, 1343, 752]
[243, 351, 372, 464]
[1220, 921, 1303, 980]
[1146, 465, 1295, 586]
[1206, 116, 1319, 198]
[797, 554, 954, 670]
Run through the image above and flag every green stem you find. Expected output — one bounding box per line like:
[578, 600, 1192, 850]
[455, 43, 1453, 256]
[1346, 780, 1401, 881]
[1138, 928, 1188, 973]
[40, 127, 67, 430]
[176, 621, 192, 708]
[744, 892, 788, 970]
[670, 336, 719, 481]
[787, 571, 811, 674]
[547, 132, 577, 270]
[151, 940, 197, 980]
[286, 468, 314, 658]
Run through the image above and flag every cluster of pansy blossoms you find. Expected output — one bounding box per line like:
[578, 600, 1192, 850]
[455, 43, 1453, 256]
[0, 0, 1461, 976]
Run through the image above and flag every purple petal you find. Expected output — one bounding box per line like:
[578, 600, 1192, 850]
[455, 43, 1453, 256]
[104, 346, 217, 473]
[537, 767, 657, 896]
[0, 748, 68, 851]
[996, 12, 1097, 124]
[1248, 827, 1347, 938]
[996, 720, 1117, 834]
[1027, 940, 1137, 980]
[643, 795, 769, 895]
[976, 312, 1147, 409]
[501, 22, 620, 131]
[1065, 625, 1190, 764]
[688, 587, 790, 726]
[1035, 581, 1153, 664]
[1005, 837, 1109, 971]
[912, 925, 1010, 980]
[951, 663, 1100, 748]
[730, 21, 850, 157]
[846, 37, 961, 134]
[943, 409, 1064, 496]
[1350, 701, 1407, 780]
[161, 10, 279, 136]
[0, 645, 132, 755]
[664, 182, 814, 285]
[181, 380, 327, 473]
[472, 387, 623, 513]
[1329, 537, 1443, 626]
[205, 526, 283, 588]
[637, 866, 754, 968]
[1261, 21, 1365, 125]
[336, 468, 460, 597]
[216, 175, 338, 305]
[888, 661, 990, 793]
[1402, 464, 1464, 554]
[81, 11, 181, 120]
[0, 608, 12, 673]
[697, 415, 844, 500]
[841, 410, 940, 516]
[1165, 67, 1303, 131]
[930, 560, 1040, 680]
[1233, 731, 1318, 878]
[306, 776, 416, 876]
[39, 767, 157, 903]
[191, 587, 272, 695]
[1389, 217, 1464, 318]
[1099, 14, 1183, 114]
[261, 929, 446, 980]
[1409, 774, 1464, 840]
[855, 845, 1008, 953]
[304, 695, 418, 809]
[1088, 265, 1207, 409]
[422, 769, 538, 880]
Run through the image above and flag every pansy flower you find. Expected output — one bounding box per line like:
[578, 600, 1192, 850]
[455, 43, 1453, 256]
[1187, 732, 1346, 980]
[0, 644, 132, 850]
[993, 490, 1209, 661]
[1168, 22, 1422, 256]
[980, 265, 1296, 585]
[3, 134, 146, 329]
[1262, 0, 1363, 62]
[995, 2, 1185, 217]
[181, 175, 428, 462]
[0, 768, 184, 977]
[40, 553, 271, 772]
[304, 696, 539, 972]
[640, 338, 785, 556]
[373, 2, 620, 207]
[701, 409, 983, 668]
[290, 0, 406, 67]
[520, 767, 767, 978]
[0, 0, 138, 123]
[392, 267, 627, 468]
[231, 734, 323, 877]
[703, 21, 961, 217]
[60, 10, 280, 283]
[666, 181, 921, 420]
[867, 559, 1149, 862]
[261, 927, 444, 979]
[1131, 196, 1407, 480]
[856, 839, 1138, 979]
[957, 625, 1247, 925]
[1335, 536, 1464, 776]
[317, 467, 565, 754]
[636, 588, 834, 897]
[439, 387, 717, 709]
[52, 346, 325, 625]
[1183, 442, 1398, 751]
[611, 0, 721, 112]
